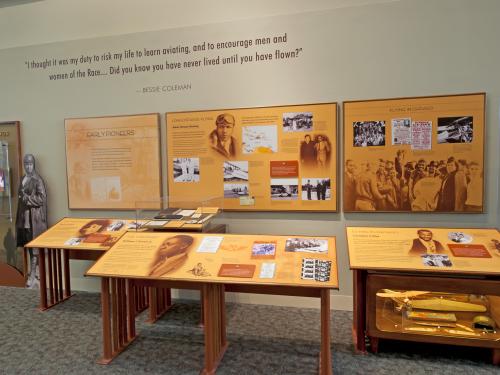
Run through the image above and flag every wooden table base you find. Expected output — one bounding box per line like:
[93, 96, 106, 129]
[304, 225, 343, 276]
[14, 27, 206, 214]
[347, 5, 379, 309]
[146, 286, 172, 323]
[319, 289, 333, 375]
[201, 283, 227, 375]
[38, 248, 73, 311]
[98, 277, 137, 364]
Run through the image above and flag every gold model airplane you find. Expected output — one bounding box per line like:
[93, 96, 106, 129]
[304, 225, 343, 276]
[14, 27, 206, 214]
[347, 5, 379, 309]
[376, 289, 487, 312]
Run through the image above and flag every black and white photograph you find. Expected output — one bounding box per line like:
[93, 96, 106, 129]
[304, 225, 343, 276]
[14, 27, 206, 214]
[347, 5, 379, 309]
[448, 232, 473, 244]
[437, 116, 473, 144]
[223, 161, 249, 182]
[353, 121, 386, 147]
[270, 178, 298, 200]
[301, 178, 331, 200]
[106, 220, 125, 232]
[285, 237, 328, 254]
[127, 220, 147, 230]
[242, 125, 278, 154]
[224, 183, 249, 198]
[421, 254, 453, 267]
[173, 157, 200, 182]
[282, 112, 313, 132]
[64, 237, 83, 246]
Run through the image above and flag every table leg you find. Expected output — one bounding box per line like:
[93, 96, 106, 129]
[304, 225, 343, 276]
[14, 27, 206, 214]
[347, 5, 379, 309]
[47, 250, 54, 305]
[353, 270, 367, 352]
[201, 283, 227, 375]
[319, 289, 333, 375]
[38, 248, 73, 311]
[38, 248, 48, 310]
[146, 287, 173, 323]
[63, 249, 72, 298]
[98, 277, 137, 365]
[493, 348, 500, 365]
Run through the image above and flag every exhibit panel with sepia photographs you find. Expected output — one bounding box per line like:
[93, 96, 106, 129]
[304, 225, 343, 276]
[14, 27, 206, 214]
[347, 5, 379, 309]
[343, 93, 485, 213]
[166, 103, 337, 211]
[65, 114, 162, 210]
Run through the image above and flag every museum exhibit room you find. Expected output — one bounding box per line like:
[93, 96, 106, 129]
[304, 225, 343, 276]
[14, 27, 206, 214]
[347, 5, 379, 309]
[1, 0, 499, 374]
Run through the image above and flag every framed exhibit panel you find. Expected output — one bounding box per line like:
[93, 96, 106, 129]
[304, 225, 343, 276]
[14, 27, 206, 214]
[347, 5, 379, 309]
[65, 114, 162, 210]
[343, 93, 485, 213]
[0, 121, 23, 283]
[166, 103, 338, 211]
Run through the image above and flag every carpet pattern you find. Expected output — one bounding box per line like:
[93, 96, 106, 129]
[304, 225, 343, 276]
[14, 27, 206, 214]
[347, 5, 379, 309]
[0, 287, 498, 374]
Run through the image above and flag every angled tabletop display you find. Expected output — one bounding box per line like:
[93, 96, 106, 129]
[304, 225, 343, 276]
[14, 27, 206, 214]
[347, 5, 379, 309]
[86, 232, 338, 374]
[347, 226, 500, 364]
[25, 217, 137, 310]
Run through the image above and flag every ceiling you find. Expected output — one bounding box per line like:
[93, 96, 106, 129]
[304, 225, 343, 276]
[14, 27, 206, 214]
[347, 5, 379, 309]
[0, 0, 43, 8]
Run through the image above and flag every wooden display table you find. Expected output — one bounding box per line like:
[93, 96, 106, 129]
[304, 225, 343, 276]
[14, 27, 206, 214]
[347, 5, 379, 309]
[25, 218, 135, 310]
[86, 231, 338, 375]
[346, 227, 500, 364]
[25, 217, 226, 315]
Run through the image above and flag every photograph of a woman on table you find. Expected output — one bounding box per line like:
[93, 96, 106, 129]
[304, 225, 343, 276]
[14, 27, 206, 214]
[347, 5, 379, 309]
[149, 235, 194, 277]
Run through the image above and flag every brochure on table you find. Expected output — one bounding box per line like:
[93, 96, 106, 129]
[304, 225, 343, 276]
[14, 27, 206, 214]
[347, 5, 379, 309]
[86, 232, 338, 288]
[25, 217, 136, 251]
[346, 227, 500, 275]
[166, 103, 337, 212]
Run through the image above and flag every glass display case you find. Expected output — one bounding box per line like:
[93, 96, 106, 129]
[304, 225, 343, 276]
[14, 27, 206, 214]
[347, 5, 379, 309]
[364, 272, 500, 363]
[0, 141, 13, 221]
[134, 195, 224, 232]
[375, 289, 499, 340]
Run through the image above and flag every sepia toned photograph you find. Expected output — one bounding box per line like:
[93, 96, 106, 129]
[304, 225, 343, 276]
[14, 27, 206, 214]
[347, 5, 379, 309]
[270, 178, 298, 200]
[353, 121, 386, 147]
[223, 161, 248, 182]
[90, 176, 121, 202]
[242, 125, 278, 154]
[173, 157, 200, 182]
[301, 178, 331, 200]
[437, 116, 473, 144]
[209, 113, 237, 158]
[285, 237, 328, 254]
[344, 150, 483, 212]
[224, 183, 249, 198]
[148, 235, 194, 277]
[299, 134, 332, 168]
[282, 112, 313, 132]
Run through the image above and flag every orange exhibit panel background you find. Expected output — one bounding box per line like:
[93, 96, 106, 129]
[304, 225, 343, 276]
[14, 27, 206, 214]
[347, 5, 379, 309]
[343, 93, 485, 213]
[166, 103, 337, 211]
[65, 113, 162, 209]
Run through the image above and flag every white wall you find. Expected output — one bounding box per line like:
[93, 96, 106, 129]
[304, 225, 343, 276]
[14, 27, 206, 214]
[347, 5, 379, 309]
[1, 0, 499, 310]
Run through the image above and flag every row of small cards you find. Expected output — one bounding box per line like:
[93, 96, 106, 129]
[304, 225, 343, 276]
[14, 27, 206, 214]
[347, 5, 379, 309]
[300, 258, 332, 282]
